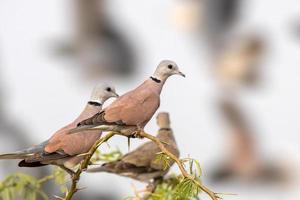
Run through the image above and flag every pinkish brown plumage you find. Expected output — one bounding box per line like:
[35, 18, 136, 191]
[44, 104, 102, 157]
[0, 83, 119, 175]
[103, 78, 162, 127]
[75, 60, 185, 134]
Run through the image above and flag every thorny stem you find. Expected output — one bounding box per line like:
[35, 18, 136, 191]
[63, 130, 218, 200]
[64, 132, 116, 200]
[138, 131, 219, 200]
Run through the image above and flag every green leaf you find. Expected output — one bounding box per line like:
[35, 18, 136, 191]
[154, 152, 171, 170]
[0, 173, 49, 200]
[173, 178, 200, 200]
[53, 167, 67, 193]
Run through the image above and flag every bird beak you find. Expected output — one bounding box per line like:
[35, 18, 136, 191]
[113, 92, 119, 98]
[177, 71, 186, 77]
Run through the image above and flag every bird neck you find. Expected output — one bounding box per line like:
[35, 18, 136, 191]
[87, 101, 102, 107]
[146, 77, 165, 94]
[73, 103, 103, 124]
[152, 70, 169, 83]
[89, 95, 108, 105]
[157, 130, 176, 144]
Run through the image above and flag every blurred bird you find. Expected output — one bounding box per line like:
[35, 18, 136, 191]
[214, 35, 264, 88]
[72, 60, 185, 137]
[202, 0, 241, 54]
[0, 83, 119, 176]
[53, 0, 136, 79]
[211, 98, 291, 183]
[87, 112, 180, 182]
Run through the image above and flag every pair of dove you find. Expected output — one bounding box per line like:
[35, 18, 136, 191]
[0, 60, 185, 176]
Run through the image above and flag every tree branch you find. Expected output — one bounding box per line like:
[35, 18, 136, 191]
[64, 131, 116, 200]
[63, 130, 219, 200]
[138, 131, 220, 200]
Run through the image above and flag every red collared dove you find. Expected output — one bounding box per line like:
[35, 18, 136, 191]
[72, 60, 185, 136]
[0, 83, 118, 176]
[87, 112, 180, 182]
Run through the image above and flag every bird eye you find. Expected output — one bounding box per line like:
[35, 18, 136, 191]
[106, 87, 111, 92]
[167, 64, 173, 69]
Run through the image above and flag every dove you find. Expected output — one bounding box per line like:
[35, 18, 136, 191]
[72, 60, 185, 137]
[87, 112, 180, 182]
[0, 83, 118, 176]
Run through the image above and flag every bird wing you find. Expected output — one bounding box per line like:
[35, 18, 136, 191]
[23, 151, 69, 163]
[122, 130, 180, 171]
[105, 92, 160, 126]
[77, 88, 160, 128]
[45, 124, 102, 156]
[121, 141, 160, 168]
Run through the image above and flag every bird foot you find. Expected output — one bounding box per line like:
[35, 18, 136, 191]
[81, 167, 88, 172]
[132, 130, 144, 138]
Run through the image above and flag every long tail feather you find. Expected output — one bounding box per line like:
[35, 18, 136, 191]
[68, 125, 116, 134]
[86, 166, 108, 173]
[0, 140, 48, 160]
[0, 152, 34, 159]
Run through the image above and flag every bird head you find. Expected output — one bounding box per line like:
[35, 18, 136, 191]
[153, 60, 185, 81]
[90, 83, 119, 105]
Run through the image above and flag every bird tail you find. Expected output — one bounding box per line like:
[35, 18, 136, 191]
[86, 166, 108, 173]
[0, 152, 33, 159]
[0, 140, 48, 160]
[86, 163, 117, 173]
[68, 125, 97, 134]
[68, 125, 117, 134]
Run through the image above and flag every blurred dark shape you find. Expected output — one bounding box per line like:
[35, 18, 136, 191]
[210, 99, 290, 184]
[0, 73, 52, 199]
[54, 0, 136, 79]
[290, 18, 300, 41]
[214, 35, 265, 88]
[202, 0, 241, 53]
[0, 70, 48, 175]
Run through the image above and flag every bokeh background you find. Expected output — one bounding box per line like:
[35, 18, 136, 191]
[0, 0, 300, 199]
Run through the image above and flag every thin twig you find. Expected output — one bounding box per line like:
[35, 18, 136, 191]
[64, 132, 116, 200]
[64, 130, 218, 200]
[138, 131, 219, 200]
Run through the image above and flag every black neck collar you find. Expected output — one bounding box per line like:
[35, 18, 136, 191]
[159, 128, 171, 131]
[88, 101, 102, 107]
[150, 76, 161, 83]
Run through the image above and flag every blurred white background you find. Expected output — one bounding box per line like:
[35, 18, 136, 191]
[0, 0, 300, 199]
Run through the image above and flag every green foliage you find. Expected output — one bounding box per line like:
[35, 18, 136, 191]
[0, 167, 68, 200]
[149, 157, 203, 200]
[0, 173, 48, 200]
[173, 178, 200, 200]
[91, 148, 123, 163]
[53, 167, 68, 193]
[187, 158, 202, 179]
[149, 175, 181, 200]
[148, 175, 200, 200]
[154, 152, 171, 170]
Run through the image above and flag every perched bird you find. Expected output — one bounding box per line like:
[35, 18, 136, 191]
[87, 112, 180, 182]
[72, 60, 185, 136]
[0, 83, 119, 176]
